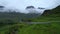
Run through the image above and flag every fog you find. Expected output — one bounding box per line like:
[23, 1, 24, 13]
[0, 0, 60, 14]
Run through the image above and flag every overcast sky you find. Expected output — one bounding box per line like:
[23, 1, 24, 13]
[0, 0, 60, 9]
[0, 0, 60, 14]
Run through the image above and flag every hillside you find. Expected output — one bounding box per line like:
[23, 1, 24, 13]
[0, 6, 60, 34]
[42, 5, 60, 16]
[31, 5, 60, 22]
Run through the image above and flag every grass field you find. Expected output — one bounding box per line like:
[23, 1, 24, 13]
[0, 22, 60, 34]
[0, 6, 60, 34]
[0, 13, 60, 34]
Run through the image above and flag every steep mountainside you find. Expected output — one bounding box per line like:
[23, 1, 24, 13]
[42, 5, 60, 16]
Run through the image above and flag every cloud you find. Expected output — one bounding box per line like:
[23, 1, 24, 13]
[0, 0, 60, 14]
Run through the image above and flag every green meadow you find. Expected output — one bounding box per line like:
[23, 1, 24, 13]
[0, 6, 60, 34]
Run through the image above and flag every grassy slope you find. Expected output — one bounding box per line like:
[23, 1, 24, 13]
[18, 6, 60, 34]
[0, 23, 60, 34]
[31, 6, 60, 22]
[0, 6, 60, 34]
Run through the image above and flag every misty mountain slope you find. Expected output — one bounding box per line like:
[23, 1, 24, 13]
[42, 5, 60, 16]
[0, 6, 60, 34]
[31, 6, 60, 22]
[0, 5, 60, 22]
[0, 6, 44, 21]
[0, 10, 41, 23]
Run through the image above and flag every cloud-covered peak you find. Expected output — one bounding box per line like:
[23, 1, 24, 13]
[26, 6, 35, 9]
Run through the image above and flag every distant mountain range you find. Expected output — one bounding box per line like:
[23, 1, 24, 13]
[0, 5, 60, 23]
[0, 6, 41, 21]
[0, 5, 45, 14]
[0, 5, 46, 18]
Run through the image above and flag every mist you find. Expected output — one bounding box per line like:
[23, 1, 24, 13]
[0, 0, 60, 14]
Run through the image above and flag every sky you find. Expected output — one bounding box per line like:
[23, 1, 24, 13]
[0, 0, 60, 13]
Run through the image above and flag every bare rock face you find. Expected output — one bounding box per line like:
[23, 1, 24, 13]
[42, 10, 51, 16]
[0, 6, 8, 12]
[38, 7, 45, 9]
[26, 6, 35, 9]
[0, 6, 5, 10]
[0, 6, 4, 8]
[26, 6, 38, 14]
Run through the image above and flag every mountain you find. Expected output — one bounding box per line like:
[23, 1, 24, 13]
[26, 6, 45, 14]
[0, 6, 4, 8]
[38, 7, 45, 9]
[26, 6, 35, 9]
[42, 5, 60, 16]
[0, 9, 41, 23]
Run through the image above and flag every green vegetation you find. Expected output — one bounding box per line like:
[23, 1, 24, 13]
[31, 6, 60, 22]
[0, 6, 60, 34]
